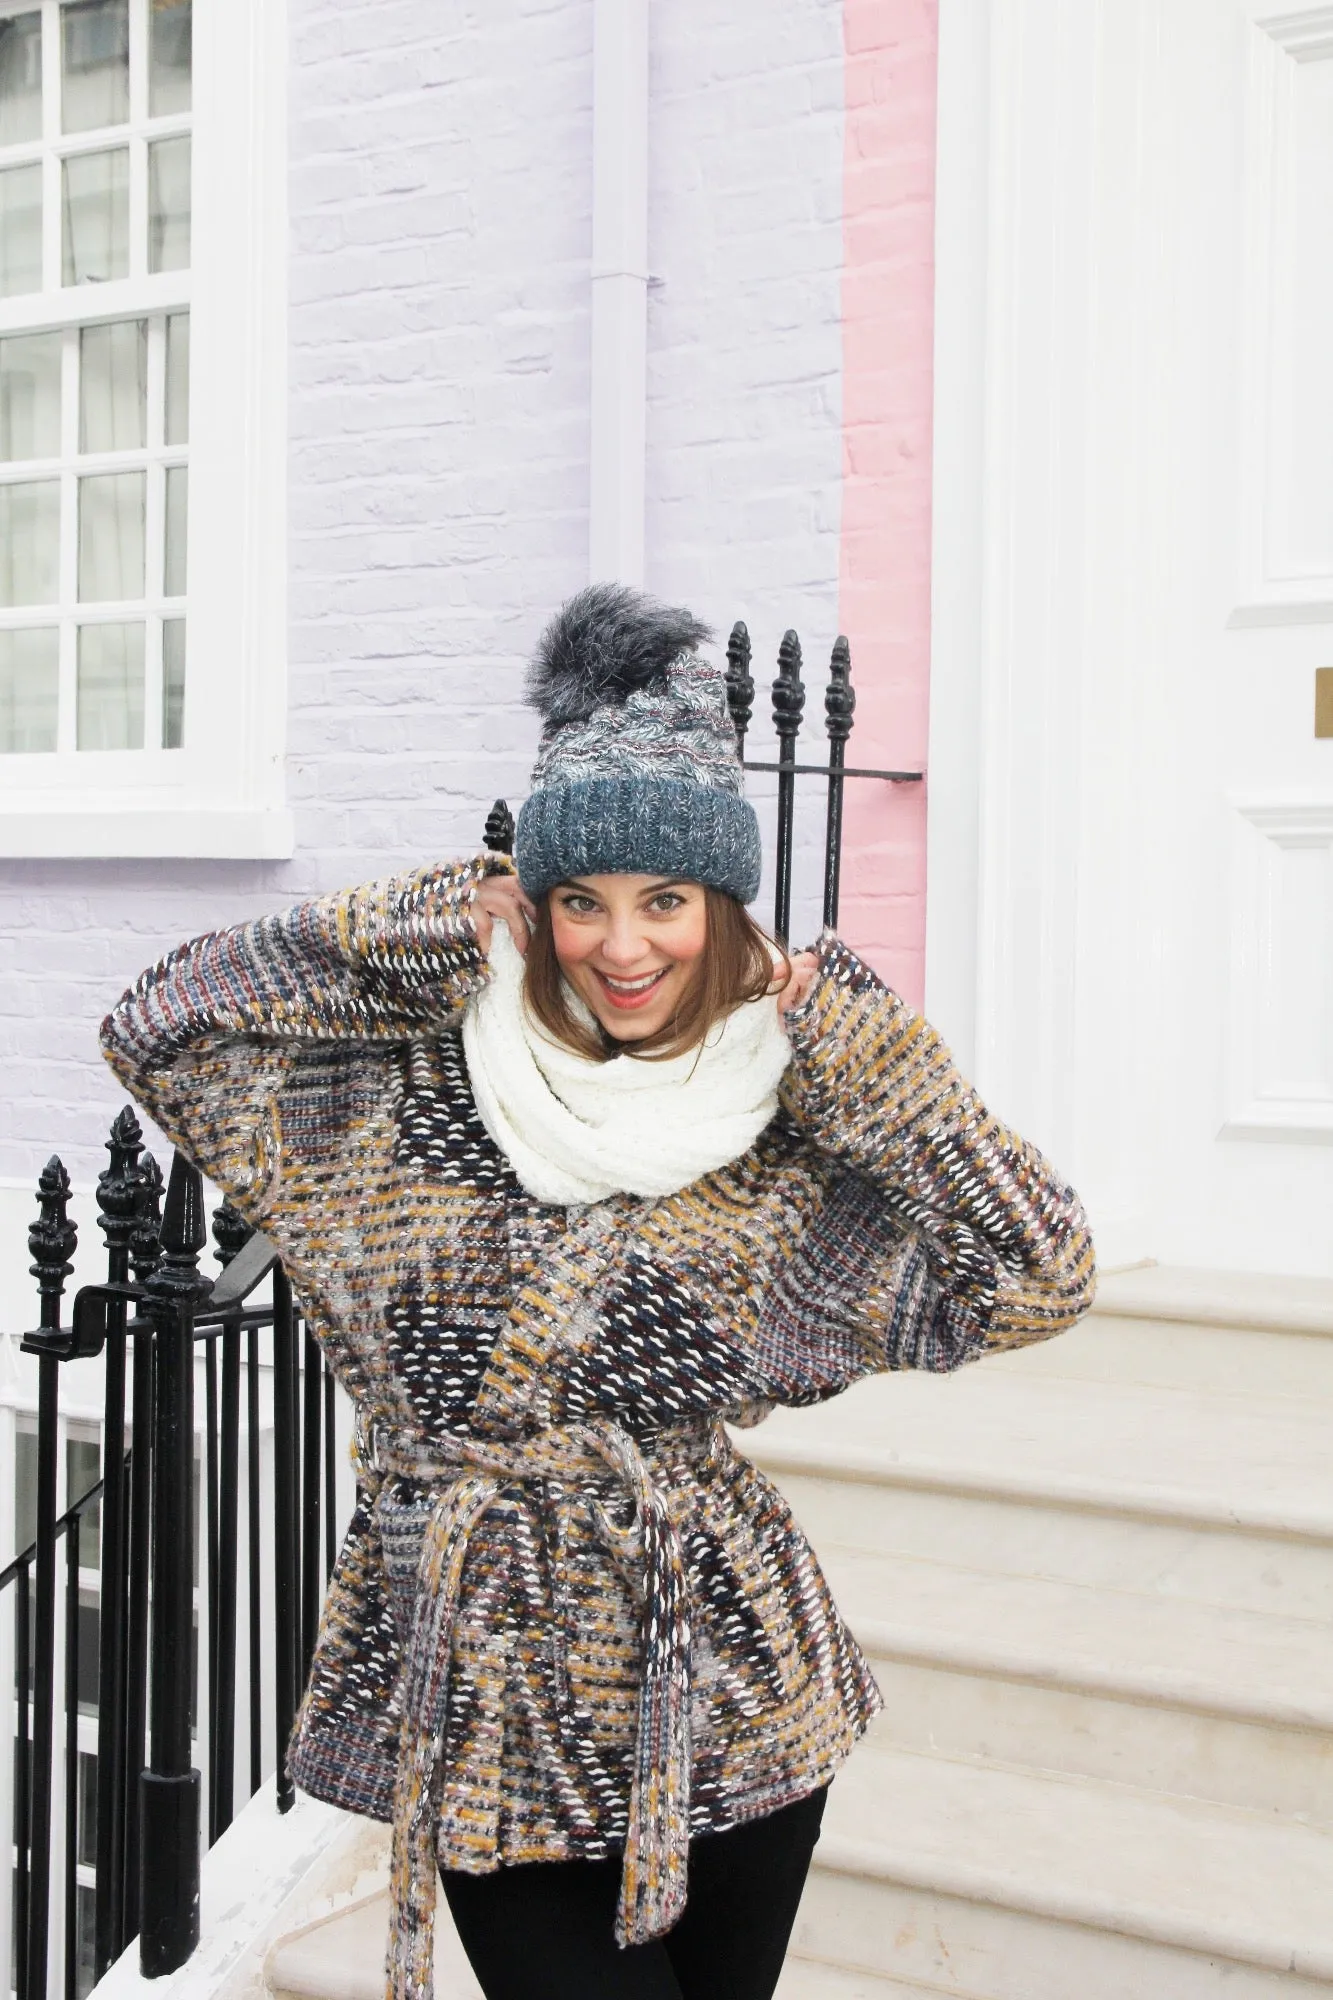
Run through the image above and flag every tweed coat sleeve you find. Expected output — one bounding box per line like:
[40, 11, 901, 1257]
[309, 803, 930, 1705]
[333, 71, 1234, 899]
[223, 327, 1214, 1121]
[768, 934, 1096, 1377]
[98, 854, 508, 1210]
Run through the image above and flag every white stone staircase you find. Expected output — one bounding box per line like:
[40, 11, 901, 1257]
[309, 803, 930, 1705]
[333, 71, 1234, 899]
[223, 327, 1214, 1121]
[261, 1267, 1333, 1999]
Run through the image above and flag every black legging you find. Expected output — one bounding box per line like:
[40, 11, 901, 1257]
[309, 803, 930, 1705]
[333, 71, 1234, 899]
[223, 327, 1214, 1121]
[441, 1784, 829, 2000]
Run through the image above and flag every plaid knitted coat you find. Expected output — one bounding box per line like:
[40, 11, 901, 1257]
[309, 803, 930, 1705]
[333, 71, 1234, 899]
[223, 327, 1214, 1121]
[101, 854, 1095, 1991]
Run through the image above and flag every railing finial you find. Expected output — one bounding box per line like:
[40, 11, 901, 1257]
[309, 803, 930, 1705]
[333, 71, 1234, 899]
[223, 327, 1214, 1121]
[772, 629, 806, 737]
[212, 1199, 252, 1271]
[131, 1152, 165, 1284]
[825, 635, 855, 744]
[99, 1106, 146, 1258]
[484, 799, 515, 856]
[144, 1152, 210, 1309]
[29, 1156, 77, 1317]
[725, 621, 754, 749]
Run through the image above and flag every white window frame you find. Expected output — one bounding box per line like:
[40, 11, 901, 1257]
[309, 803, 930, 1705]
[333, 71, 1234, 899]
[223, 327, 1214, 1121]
[0, 0, 291, 859]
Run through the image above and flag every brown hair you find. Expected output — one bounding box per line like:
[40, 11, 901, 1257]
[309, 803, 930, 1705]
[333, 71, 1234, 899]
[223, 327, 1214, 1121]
[522, 886, 787, 1063]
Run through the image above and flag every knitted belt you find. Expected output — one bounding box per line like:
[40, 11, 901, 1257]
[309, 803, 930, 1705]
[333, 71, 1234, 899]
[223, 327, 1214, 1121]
[352, 1412, 719, 2000]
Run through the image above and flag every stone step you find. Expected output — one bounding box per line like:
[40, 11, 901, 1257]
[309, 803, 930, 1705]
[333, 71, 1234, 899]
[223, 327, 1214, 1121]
[991, 1305, 1333, 1399]
[1095, 1264, 1333, 1338]
[740, 1365, 1333, 1628]
[266, 1747, 1333, 2000]
[777, 1960, 984, 2000]
[825, 1546, 1333, 1822]
[266, 1882, 484, 2000]
[803, 1744, 1333, 1997]
[746, 1367, 1333, 1538]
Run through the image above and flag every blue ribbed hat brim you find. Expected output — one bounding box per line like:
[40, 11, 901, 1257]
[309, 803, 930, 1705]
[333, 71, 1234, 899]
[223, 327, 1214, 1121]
[515, 777, 761, 904]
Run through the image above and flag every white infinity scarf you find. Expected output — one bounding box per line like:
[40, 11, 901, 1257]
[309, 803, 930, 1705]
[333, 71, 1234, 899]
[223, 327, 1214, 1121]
[461, 926, 792, 1206]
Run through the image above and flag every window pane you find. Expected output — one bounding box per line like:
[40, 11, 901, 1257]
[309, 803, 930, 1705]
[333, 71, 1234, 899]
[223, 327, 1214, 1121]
[77, 1753, 98, 1868]
[0, 628, 59, 753]
[77, 621, 143, 747]
[76, 1591, 99, 1711]
[0, 12, 42, 145]
[75, 1883, 97, 2000]
[79, 469, 144, 599]
[0, 480, 60, 604]
[63, 147, 129, 286]
[80, 319, 146, 452]
[0, 164, 42, 298]
[149, 0, 190, 116]
[164, 464, 186, 595]
[162, 615, 183, 745]
[165, 312, 188, 444]
[67, 1437, 100, 1569]
[61, 0, 128, 134]
[14, 1428, 37, 1555]
[0, 334, 62, 461]
[148, 134, 189, 273]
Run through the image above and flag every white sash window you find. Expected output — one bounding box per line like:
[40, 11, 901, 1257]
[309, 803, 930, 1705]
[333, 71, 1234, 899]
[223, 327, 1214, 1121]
[0, 0, 289, 858]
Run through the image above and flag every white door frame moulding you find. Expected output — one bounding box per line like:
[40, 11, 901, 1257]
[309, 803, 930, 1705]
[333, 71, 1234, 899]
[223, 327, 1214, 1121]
[927, 0, 1096, 1149]
[588, 0, 648, 588]
[924, 0, 991, 1075]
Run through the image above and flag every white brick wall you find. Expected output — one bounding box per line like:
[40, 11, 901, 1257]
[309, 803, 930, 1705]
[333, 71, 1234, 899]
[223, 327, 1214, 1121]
[0, 0, 849, 1203]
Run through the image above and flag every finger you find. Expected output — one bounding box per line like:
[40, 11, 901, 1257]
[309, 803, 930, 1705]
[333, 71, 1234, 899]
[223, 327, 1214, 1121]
[504, 909, 529, 955]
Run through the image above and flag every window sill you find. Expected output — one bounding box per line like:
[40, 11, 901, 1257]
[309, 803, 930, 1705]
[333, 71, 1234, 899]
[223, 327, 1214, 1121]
[0, 804, 295, 859]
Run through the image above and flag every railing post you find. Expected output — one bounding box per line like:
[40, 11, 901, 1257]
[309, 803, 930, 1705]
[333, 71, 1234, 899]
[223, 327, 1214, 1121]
[123, 1151, 162, 1951]
[209, 1201, 250, 1841]
[771, 629, 806, 944]
[21, 1159, 77, 2000]
[138, 1153, 209, 1978]
[92, 1109, 145, 1979]
[822, 637, 855, 932]
[270, 1267, 300, 1814]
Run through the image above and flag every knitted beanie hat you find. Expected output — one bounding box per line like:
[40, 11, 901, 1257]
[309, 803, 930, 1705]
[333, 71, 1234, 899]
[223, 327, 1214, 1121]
[514, 584, 762, 903]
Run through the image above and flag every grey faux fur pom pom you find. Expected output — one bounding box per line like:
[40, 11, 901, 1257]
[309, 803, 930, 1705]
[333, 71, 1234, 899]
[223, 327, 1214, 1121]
[527, 583, 712, 728]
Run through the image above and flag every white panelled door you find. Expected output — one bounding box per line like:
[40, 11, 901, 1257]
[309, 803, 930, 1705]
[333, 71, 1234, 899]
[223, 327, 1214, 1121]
[930, 0, 1333, 1274]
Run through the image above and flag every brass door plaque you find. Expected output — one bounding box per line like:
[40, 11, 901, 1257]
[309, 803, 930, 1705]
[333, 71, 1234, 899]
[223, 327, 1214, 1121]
[1318, 667, 1333, 739]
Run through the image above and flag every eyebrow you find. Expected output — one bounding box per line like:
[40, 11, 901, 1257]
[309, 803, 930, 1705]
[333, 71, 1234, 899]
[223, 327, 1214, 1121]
[562, 878, 690, 897]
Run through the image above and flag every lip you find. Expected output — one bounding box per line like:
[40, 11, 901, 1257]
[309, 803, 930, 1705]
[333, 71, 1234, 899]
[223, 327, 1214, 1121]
[592, 966, 671, 1012]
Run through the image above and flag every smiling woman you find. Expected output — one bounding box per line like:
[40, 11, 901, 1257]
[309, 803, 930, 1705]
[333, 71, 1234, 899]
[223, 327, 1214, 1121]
[100, 583, 1096, 2000]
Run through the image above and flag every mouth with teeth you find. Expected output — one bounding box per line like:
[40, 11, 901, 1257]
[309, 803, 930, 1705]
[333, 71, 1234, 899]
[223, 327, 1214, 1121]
[592, 965, 672, 1011]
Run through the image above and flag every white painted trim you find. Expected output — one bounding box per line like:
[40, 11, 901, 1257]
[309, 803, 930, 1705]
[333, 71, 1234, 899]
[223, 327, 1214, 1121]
[588, 0, 648, 587]
[1223, 795, 1333, 1143]
[1230, 8, 1333, 627]
[923, 0, 991, 1072]
[0, 803, 295, 858]
[2, 0, 290, 858]
[91, 1782, 357, 2000]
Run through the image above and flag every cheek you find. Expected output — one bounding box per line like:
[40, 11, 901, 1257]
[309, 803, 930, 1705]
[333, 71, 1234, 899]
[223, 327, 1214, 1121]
[667, 910, 709, 966]
[549, 913, 598, 972]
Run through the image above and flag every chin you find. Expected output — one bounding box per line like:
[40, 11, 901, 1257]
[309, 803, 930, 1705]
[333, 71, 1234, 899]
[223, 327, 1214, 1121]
[595, 1010, 666, 1043]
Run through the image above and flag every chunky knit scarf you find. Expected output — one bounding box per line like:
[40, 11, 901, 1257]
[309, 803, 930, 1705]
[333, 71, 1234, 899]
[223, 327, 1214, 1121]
[462, 926, 792, 1205]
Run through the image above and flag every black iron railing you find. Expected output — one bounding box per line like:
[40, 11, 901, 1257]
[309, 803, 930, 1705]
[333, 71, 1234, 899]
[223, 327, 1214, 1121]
[4, 1121, 343, 2000]
[3, 622, 917, 1997]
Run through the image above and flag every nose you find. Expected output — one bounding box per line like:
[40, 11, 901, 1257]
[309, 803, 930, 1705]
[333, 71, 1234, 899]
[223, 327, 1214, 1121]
[599, 913, 653, 967]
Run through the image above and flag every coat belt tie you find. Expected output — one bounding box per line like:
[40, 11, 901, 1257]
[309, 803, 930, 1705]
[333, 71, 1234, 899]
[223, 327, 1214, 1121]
[351, 1412, 711, 2000]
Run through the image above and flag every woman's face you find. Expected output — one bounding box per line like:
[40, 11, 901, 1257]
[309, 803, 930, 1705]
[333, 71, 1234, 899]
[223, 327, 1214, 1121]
[549, 874, 709, 1043]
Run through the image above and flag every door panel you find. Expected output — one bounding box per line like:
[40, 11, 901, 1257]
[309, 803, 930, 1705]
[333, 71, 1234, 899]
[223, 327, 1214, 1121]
[931, 0, 1333, 1273]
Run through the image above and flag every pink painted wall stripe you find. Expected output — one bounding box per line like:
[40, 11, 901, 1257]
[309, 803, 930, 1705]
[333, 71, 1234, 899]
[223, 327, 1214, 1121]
[837, 0, 938, 1007]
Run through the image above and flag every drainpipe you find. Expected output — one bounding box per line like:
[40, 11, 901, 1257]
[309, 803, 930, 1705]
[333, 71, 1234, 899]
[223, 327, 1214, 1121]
[589, 0, 649, 586]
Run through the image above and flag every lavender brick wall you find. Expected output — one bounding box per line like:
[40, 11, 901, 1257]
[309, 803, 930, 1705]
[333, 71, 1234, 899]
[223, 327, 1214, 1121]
[0, 0, 847, 1205]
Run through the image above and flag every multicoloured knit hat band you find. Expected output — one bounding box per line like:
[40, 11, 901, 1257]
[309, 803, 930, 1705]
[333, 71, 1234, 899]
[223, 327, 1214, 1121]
[516, 776, 762, 903]
[514, 584, 762, 905]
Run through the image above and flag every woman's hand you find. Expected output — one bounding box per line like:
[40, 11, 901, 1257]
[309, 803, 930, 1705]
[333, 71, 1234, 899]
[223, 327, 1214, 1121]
[773, 950, 819, 1016]
[473, 875, 537, 958]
